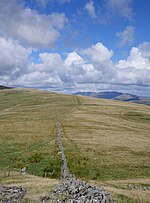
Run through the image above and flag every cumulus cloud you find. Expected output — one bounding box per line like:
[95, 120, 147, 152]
[0, 37, 31, 77]
[84, 1, 96, 19]
[81, 42, 113, 63]
[116, 26, 135, 46]
[116, 44, 150, 86]
[117, 46, 150, 70]
[65, 52, 84, 67]
[0, 0, 67, 49]
[0, 34, 150, 95]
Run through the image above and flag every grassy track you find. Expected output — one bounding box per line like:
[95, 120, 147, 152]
[0, 89, 150, 202]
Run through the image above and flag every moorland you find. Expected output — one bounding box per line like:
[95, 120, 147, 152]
[0, 88, 150, 202]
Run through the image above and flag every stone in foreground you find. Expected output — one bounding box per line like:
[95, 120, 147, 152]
[40, 176, 113, 202]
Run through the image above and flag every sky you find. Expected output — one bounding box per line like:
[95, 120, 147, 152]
[0, 0, 150, 96]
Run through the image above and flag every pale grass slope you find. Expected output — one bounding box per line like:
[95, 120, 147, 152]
[0, 171, 59, 202]
[62, 96, 150, 202]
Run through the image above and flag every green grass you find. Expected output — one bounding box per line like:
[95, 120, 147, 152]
[0, 89, 81, 178]
[124, 111, 150, 121]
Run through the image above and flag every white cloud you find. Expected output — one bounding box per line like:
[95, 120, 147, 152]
[38, 53, 63, 72]
[117, 46, 150, 70]
[84, 1, 96, 19]
[138, 42, 150, 60]
[116, 26, 135, 46]
[0, 37, 31, 77]
[81, 64, 100, 83]
[14, 71, 63, 88]
[0, 0, 67, 49]
[81, 42, 113, 63]
[0, 38, 150, 95]
[65, 52, 84, 67]
[116, 44, 150, 86]
[64, 52, 85, 83]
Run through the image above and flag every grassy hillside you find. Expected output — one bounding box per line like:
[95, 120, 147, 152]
[0, 89, 82, 179]
[0, 88, 150, 202]
[61, 96, 150, 202]
[62, 97, 150, 181]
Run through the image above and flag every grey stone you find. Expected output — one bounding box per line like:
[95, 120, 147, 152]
[40, 121, 113, 203]
[0, 186, 26, 203]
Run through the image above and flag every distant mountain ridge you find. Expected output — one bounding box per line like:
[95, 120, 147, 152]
[74, 91, 150, 105]
[0, 85, 12, 90]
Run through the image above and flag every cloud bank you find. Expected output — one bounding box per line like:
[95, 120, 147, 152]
[1, 38, 150, 96]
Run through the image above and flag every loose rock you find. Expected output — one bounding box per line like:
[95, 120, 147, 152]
[0, 186, 26, 203]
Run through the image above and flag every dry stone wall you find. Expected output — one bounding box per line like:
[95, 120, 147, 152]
[0, 121, 113, 203]
[40, 122, 113, 203]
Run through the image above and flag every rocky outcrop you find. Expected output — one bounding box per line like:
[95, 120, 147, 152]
[0, 186, 26, 203]
[40, 122, 113, 202]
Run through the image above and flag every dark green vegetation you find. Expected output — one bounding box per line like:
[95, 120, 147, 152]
[124, 111, 150, 121]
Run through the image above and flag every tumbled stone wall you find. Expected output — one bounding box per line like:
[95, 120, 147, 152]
[40, 121, 113, 203]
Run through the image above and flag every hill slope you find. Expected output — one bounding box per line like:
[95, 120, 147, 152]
[0, 88, 82, 178]
[0, 89, 150, 202]
[0, 85, 12, 90]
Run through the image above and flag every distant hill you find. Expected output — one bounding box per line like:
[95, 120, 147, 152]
[0, 85, 12, 90]
[74, 91, 140, 101]
[74, 91, 150, 105]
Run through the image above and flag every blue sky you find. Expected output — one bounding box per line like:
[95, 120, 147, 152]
[0, 0, 150, 96]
